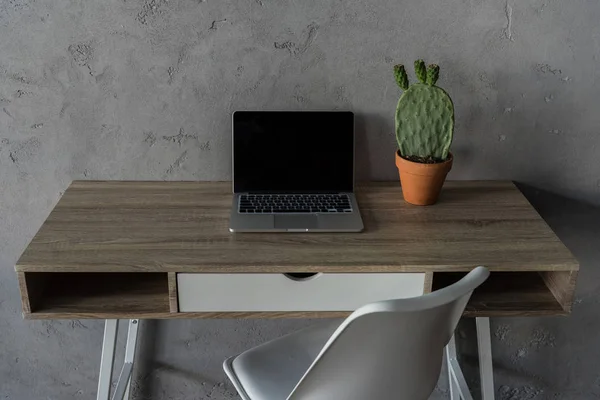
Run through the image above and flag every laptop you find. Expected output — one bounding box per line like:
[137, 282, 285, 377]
[229, 111, 364, 232]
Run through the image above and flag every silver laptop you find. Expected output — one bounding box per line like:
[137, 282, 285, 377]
[229, 111, 364, 232]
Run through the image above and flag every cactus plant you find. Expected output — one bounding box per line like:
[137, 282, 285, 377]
[394, 60, 454, 162]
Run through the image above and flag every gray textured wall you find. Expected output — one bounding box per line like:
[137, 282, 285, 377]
[1, 0, 599, 399]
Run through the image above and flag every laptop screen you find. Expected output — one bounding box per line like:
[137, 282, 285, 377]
[233, 111, 354, 193]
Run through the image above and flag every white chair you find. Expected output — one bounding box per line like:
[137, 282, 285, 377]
[223, 266, 489, 400]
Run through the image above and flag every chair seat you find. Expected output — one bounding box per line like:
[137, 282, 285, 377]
[223, 320, 342, 400]
[223, 268, 490, 400]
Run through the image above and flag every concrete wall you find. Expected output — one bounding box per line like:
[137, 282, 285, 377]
[1, 0, 599, 398]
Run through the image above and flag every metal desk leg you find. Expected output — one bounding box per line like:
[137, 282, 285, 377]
[446, 318, 496, 400]
[97, 320, 118, 400]
[476, 317, 495, 400]
[112, 319, 139, 400]
[96, 320, 140, 400]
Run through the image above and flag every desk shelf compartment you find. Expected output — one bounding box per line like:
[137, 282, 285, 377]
[431, 270, 577, 317]
[18, 272, 171, 319]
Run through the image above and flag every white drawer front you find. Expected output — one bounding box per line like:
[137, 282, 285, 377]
[177, 273, 425, 312]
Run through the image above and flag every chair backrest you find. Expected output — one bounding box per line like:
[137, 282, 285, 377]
[287, 266, 490, 400]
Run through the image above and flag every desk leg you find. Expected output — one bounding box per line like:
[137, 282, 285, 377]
[476, 317, 495, 400]
[97, 320, 118, 400]
[111, 319, 139, 400]
[446, 319, 496, 400]
[96, 320, 140, 400]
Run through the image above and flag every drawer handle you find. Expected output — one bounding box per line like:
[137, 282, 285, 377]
[283, 273, 321, 282]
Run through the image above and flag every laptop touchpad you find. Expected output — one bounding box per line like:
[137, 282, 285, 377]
[274, 215, 318, 230]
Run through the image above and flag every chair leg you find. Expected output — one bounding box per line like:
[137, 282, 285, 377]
[447, 345, 460, 399]
[445, 335, 474, 400]
[445, 318, 496, 400]
[476, 317, 495, 400]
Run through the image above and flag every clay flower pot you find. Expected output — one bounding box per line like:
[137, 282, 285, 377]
[395, 151, 453, 206]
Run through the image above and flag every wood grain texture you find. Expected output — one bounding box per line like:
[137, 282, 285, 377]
[423, 272, 433, 294]
[23, 311, 352, 320]
[17, 272, 32, 313]
[540, 270, 579, 313]
[17, 272, 33, 313]
[15, 181, 579, 274]
[22, 272, 170, 316]
[432, 272, 566, 317]
[168, 272, 178, 313]
[14, 180, 580, 319]
[19, 272, 51, 313]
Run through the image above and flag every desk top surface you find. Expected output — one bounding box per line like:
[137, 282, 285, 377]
[15, 180, 578, 273]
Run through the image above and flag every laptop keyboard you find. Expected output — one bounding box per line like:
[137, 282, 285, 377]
[239, 194, 353, 214]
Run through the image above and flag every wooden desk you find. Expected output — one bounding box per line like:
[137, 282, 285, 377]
[15, 181, 579, 320]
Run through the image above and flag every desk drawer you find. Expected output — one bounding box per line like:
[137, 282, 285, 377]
[177, 273, 425, 312]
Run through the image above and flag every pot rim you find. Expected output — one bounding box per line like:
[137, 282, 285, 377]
[395, 150, 453, 165]
[395, 151, 453, 175]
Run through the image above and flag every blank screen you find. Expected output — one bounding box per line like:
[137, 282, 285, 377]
[233, 111, 354, 193]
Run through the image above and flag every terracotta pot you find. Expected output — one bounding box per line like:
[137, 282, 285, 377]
[395, 151, 453, 206]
